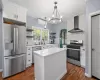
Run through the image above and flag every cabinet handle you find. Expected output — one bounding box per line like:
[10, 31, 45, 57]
[14, 15, 16, 18]
[28, 49, 30, 50]
[16, 15, 18, 19]
[80, 53, 82, 56]
[92, 48, 95, 51]
[27, 42, 28, 44]
[28, 54, 30, 55]
[17, 15, 18, 18]
[28, 60, 30, 61]
[83, 49, 85, 51]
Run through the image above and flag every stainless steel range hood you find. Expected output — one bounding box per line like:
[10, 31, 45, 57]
[68, 16, 84, 33]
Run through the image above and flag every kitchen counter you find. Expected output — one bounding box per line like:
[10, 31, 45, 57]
[26, 44, 59, 66]
[34, 48, 66, 57]
[34, 48, 67, 80]
[26, 44, 59, 47]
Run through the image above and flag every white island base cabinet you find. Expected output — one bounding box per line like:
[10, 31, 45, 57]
[34, 48, 67, 80]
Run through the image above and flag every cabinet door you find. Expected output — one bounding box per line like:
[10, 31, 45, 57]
[17, 6, 27, 22]
[80, 47, 85, 68]
[26, 47, 32, 67]
[92, 15, 100, 79]
[3, 1, 17, 20]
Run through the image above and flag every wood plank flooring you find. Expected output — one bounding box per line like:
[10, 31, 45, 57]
[0, 63, 96, 80]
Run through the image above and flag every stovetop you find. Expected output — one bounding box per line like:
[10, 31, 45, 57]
[67, 44, 83, 49]
[67, 40, 83, 49]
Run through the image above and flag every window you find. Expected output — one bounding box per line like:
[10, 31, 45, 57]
[33, 27, 41, 41]
[32, 26, 49, 44]
[42, 29, 49, 43]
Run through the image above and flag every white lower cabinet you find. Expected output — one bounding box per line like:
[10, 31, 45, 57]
[26, 47, 32, 67]
[80, 47, 86, 68]
[32, 46, 42, 63]
[27, 44, 59, 65]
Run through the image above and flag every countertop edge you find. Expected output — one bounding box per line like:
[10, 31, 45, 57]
[34, 48, 67, 57]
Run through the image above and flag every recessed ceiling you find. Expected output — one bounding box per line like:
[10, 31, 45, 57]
[9, 0, 86, 21]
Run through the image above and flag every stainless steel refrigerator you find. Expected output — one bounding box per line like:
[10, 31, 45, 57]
[3, 23, 26, 78]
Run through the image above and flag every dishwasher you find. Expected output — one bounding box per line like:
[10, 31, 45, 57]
[32, 46, 41, 63]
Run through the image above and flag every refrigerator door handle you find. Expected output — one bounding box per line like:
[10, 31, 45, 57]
[5, 54, 25, 59]
[13, 28, 16, 53]
[13, 27, 19, 54]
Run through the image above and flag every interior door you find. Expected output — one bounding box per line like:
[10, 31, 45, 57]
[92, 15, 100, 79]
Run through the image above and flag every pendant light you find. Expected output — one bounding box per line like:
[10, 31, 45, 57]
[49, 1, 63, 24]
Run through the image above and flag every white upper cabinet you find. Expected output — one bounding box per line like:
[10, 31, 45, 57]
[3, 1, 17, 21]
[3, 1, 27, 23]
[17, 6, 27, 22]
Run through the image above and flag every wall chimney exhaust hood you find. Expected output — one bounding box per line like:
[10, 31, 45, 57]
[68, 16, 84, 33]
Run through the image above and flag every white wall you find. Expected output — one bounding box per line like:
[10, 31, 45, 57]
[48, 22, 67, 44]
[67, 14, 86, 45]
[27, 15, 53, 29]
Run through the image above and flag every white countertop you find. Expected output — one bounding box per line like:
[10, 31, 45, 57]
[34, 48, 66, 57]
[26, 44, 58, 47]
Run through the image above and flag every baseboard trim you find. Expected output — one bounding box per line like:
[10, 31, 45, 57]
[85, 73, 91, 77]
[0, 69, 3, 72]
[81, 65, 85, 68]
[57, 71, 67, 80]
[35, 78, 37, 80]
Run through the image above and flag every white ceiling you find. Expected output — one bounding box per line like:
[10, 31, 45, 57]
[9, 0, 86, 21]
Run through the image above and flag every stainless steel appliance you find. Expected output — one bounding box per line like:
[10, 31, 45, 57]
[67, 40, 83, 66]
[68, 16, 84, 33]
[3, 24, 26, 78]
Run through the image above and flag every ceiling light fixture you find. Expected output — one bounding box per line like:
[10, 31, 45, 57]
[49, 1, 62, 24]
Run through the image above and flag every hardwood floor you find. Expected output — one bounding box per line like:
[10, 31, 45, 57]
[0, 63, 96, 80]
[61, 63, 95, 80]
[0, 72, 2, 80]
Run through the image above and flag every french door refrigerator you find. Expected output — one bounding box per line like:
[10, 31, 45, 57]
[3, 23, 26, 78]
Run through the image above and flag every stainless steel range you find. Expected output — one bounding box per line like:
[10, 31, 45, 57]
[67, 40, 83, 66]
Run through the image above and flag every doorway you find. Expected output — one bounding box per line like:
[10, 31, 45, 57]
[91, 14, 100, 79]
[87, 10, 100, 78]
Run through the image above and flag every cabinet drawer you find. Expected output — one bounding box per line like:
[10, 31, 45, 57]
[27, 59, 32, 65]
[26, 56, 32, 65]
[27, 47, 32, 51]
[27, 52, 32, 57]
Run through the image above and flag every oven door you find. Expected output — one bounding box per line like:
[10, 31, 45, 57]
[67, 48, 80, 61]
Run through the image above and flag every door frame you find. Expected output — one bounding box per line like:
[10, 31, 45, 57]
[88, 10, 100, 77]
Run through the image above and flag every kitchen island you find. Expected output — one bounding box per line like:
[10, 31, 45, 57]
[34, 48, 67, 80]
